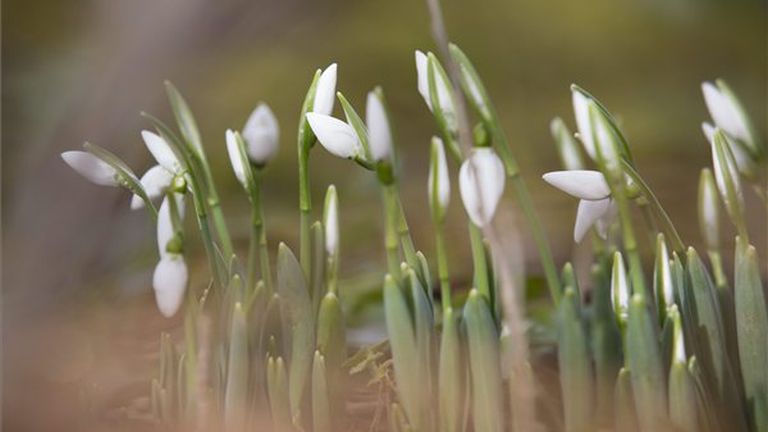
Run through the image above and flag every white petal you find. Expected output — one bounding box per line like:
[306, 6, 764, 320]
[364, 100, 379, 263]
[701, 122, 716, 143]
[611, 252, 630, 317]
[305, 113, 361, 159]
[312, 63, 337, 115]
[131, 165, 173, 210]
[572, 90, 596, 159]
[242, 103, 279, 164]
[702, 82, 750, 144]
[142, 131, 181, 173]
[366, 91, 393, 162]
[654, 239, 674, 307]
[672, 309, 686, 363]
[698, 169, 719, 249]
[61, 151, 118, 186]
[153, 255, 188, 317]
[592, 106, 619, 165]
[574, 198, 611, 242]
[594, 199, 617, 240]
[323, 185, 339, 257]
[157, 194, 185, 257]
[428, 137, 450, 212]
[225, 129, 248, 187]
[542, 170, 610, 200]
[703, 121, 754, 177]
[415, 50, 431, 110]
[459, 148, 506, 226]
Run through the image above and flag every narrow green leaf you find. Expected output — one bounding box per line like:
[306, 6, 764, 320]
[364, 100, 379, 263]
[164, 81, 204, 157]
[316, 291, 346, 416]
[311, 351, 331, 432]
[558, 286, 593, 432]
[82, 142, 156, 214]
[614, 368, 638, 432]
[224, 302, 248, 431]
[336, 92, 371, 161]
[267, 356, 291, 432]
[438, 307, 464, 432]
[409, 268, 435, 431]
[310, 221, 326, 316]
[464, 289, 504, 432]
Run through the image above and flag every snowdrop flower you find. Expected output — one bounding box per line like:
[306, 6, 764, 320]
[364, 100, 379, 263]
[571, 86, 622, 170]
[458, 147, 505, 227]
[153, 194, 187, 317]
[366, 90, 393, 162]
[701, 80, 757, 154]
[323, 185, 339, 258]
[542, 170, 615, 242]
[428, 136, 450, 218]
[61, 151, 119, 186]
[305, 113, 363, 160]
[226, 129, 250, 190]
[415, 51, 456, 130]
[130, 131, 185, 210]
[571, 89, 597, 160]
[702, 122, 754, 177]
[312, 63, 338, 116]
[698, 168, 719, 251]
[242, 103, 279, 165]
[611, 251, 630, 322]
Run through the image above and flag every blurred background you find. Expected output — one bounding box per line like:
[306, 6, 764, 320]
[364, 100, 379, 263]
[3, 0, 765, 430]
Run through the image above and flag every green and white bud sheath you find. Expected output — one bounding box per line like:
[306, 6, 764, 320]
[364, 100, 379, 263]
[702, 80, 762, 162]
[550, 117, 585, 171]
[323, 185, 339, 294]
[710, 128, 748, 240]
[416, 50, 461, 160]
[429, 137, 452, 310]
[542, 170, 616, 242]
[242, 103, 280, 166]
[611, 251, 630, 329]
[154, 193, 188, 317]
[653, 233, 675, 321]
[698, 168, 727, 288]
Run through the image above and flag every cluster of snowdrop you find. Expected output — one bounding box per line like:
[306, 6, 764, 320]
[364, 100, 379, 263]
[61, 35, 766, 432]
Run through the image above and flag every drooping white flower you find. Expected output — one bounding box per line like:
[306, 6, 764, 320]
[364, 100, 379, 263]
[131, 131, 184, 209]
[428, 136, 450, 216]
[701, 81, 753, 150]
[312, 63, 338, 116]
[226, 129, 249, 188]
[61, 151, 119, 186]
[153, 254, 188, 317]
[702, 122, 754, 177]
[305, 113, 362, 159]
[611, 251, 630, 321]
[542, 170, 615, 242]
[366, 90, 393, 162]
[415, 50, 455, 117]
[323, 185, 339, 258]
[459, 147, 505, 226]
[242, 103, 279, 165]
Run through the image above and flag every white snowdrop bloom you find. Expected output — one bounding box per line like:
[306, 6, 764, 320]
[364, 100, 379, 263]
[225, 129, 249, 188]
[459, 147, 505, 227]
[611, 251, 630, 321]
[414, 50, 455, 117]
[305, 113, 362, 159]
[131, 131, 184, 210]
[701, 81, 753, 150]
[366, 91, 393, 162]
[312, 63, 338, 116]
[542, 170, 616, 242]
[428, 136, 450, 215]
[242, 103, 279, 165]
[323, 185, 339, 258]
[61, 151, 119, 186]
[702, 122, 754, 176]
[572, 90, 596, 159]
[152, 254, 188, 317]
[157, 194, 185, 258]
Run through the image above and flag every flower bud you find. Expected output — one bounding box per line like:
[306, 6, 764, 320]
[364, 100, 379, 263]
[459, 147, 505, 227]
[226, 129, 249, 188]
[702, 80, 758, 155]
[242, 103, 279, 165]
[305, 113, 362, 159]
[313, 63, 338, 116]
[697, 168, 719, 251]
[428, 137, 450, 220]
[366, 89, 393, 162]
[611, 251, 630, 322]
[323, 185, 339, 258]
[153, 254, 188, 317]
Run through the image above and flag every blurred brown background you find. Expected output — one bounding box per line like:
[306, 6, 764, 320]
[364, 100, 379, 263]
[3, 0, 766, 430]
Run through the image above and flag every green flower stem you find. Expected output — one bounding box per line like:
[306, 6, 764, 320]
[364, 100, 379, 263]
[382, 183, 402, 281]
[434, 218, 451, 311]
[248, 170, 272, 295]
[203, 167, 234, 261]
[612, 182, 648, 301]
[621, 160, 685, 255]
[468, 222, 491, 302]
[395, 192, 418, 270]
[298, 143, 312, 279]
[707, 250, 727, 289]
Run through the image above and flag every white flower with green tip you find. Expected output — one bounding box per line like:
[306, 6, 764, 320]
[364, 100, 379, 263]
[702, 122, 754, 177]
[131, 131, 185, 210]
[153, 193, 187, 317]
[542, 170, 616, 242]
[226, 129, 249, 188]
[414, 50, 454, 116]
[459, 147, 505, 227]
[701, 81, 756, 153]
[305, 113, 363, 160]
[428, 136, 450, 215]
[242, 103, 279, 165]
[323, 185, 339, 257]
[61, 151, 119, 186]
